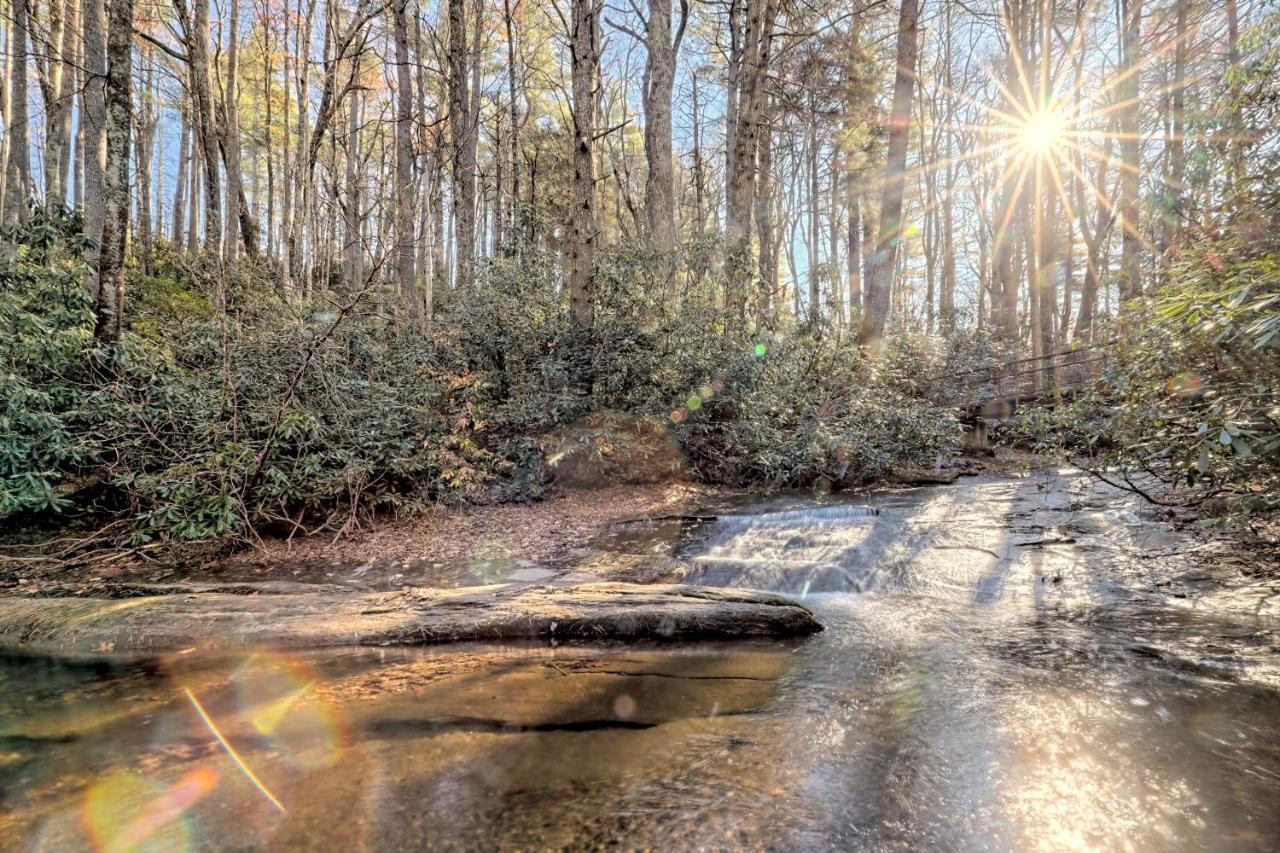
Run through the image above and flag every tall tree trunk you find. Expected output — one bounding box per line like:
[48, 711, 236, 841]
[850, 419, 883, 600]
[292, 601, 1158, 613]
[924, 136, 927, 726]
[343, 86, 361, 287]
[43, 0, 76, 205]
[1225, 0, 1241, 190]
[567, 0, 599, 330]
[806, 105, 820, 325]
[846, 188, 861, 320]
[860, 0, 921, 343]
[827, 152, 843, 327]
[222, 0, 245, 259]
[172, 108, 189, 248]
[392, 0, 418, 315]
[187, 132, 201, 253]
[1117, 0, 1143, 301]
[262, 15, 274, 259]
[94, 0, 132, 343]
[993, 0, 1027, 342]
[83, 0, 108, 249]
[1158, 0, 1186, 267]
[502, 0, 521, 250]
[937, 2, 956, 330]
[177, 0, 222, 257]
[724, 0, 775, 310]
[642, 0, 685, 255]
[134, 57, 156, 272]
[754, 98, 775, 319]
[448, 0, 477, 290]
[4, 0, 32, 222]
[690, 70, 706, 235]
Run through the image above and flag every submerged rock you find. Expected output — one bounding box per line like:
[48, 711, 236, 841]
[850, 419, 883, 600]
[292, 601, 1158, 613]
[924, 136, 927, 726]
[0, 582, 821, 656]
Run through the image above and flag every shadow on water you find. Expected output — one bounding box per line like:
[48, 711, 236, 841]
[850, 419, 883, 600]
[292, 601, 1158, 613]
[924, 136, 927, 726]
[3, 472, 1280, 851]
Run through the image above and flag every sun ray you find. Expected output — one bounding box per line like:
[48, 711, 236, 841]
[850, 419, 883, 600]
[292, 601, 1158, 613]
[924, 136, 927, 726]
[856, 141, 1009, 194]
[1057, 149, 1162, 259]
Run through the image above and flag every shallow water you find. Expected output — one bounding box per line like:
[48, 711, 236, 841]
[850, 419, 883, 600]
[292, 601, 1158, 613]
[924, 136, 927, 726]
[3, 472, 1279, 851]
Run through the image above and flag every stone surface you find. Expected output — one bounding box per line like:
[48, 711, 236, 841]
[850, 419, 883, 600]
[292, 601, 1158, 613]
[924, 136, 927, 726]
[0, 582, 821, 656]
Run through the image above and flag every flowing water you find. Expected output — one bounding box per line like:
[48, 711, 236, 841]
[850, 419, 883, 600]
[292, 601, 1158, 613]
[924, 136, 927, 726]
[3, 471, 1279, 851]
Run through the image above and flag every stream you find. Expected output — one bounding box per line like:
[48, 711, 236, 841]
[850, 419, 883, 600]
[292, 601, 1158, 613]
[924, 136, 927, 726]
[2, 471, 1279, 851]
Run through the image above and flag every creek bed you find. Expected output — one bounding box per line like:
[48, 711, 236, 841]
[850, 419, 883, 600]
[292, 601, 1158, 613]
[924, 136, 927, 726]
[2, 471, 1279, 850]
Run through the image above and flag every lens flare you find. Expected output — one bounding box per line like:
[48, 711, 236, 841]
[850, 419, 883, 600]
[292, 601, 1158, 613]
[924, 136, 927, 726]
[1020, 108, 1065, 153]
[185, 688, 286, 813]
[235, 653, 345, 769]
[81, 766, 217, 853]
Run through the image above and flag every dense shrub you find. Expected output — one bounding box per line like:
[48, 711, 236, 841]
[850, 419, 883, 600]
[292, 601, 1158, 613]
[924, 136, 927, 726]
[0, 205, 99, 515]
[1086, 234, 1280, 516]
[2, 213, 968, 543]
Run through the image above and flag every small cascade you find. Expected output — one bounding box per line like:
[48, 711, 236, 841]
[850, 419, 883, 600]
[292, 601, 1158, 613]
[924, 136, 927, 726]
[716, 505, 879, 528]
[689, 503, 886, 595]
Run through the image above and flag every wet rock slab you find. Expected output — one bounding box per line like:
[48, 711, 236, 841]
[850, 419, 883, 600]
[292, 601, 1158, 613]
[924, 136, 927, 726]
[0, 582, 821, 656]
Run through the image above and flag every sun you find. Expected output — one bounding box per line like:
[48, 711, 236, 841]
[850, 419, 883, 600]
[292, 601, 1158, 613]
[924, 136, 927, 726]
[1019, 107, 1066, 154]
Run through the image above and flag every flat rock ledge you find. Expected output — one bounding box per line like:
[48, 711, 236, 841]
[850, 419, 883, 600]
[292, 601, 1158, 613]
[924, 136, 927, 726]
[0, 583, 822, 656]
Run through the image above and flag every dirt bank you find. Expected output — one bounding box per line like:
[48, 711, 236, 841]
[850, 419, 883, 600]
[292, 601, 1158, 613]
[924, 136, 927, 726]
[0, 483, 728, 594]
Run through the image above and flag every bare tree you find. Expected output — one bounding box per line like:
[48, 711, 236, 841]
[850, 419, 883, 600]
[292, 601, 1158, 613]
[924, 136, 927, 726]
[1117, 0, 1143, 301]
[448, 0, 477, 290]
[861, 0, 921, 343]
[638, 0, 687, 254]
[392, 0, 419, 315]
[94, 0, 133, 342]
[4, 0, 32, 221]
[567, 0, 600, 330]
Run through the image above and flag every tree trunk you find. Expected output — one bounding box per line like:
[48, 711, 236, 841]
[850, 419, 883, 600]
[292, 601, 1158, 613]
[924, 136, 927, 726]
[4, 0, 32, 222]
[724, 0, 775, 309]
[1117, 0, 1143, 301]
[938, 3, 956, 330]
[44, 0, 77, 205]
[860, 0, 921, 343]
[187, 132, 201, 253]
[94, 0, 133, 343]
[846, 189, 861, 319]
[754, 98, 776, 320]
[448, 0, 477, 290]
[172, 108, 189, 248]
[134, 58, 156, 272]
[1158, 0, 1186, 268]
[220, 0, 258, 260]
[343, 85, 362, 287]
[806, 104, 820, 325]
[642, 0, 684, 255]
[567, 0, 600, 330]
[83, 0, 107, 256]
[503, 0, 521, 251]
[392, 0, 418, 315]
[689, 70, 708, 238]
[178, 0, 222, 257]
[993, 0, 1027, 342]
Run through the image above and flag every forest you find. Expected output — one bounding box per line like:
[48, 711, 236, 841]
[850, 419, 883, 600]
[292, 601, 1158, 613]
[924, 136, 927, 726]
[1, 0, 1278, 539]
[3, 1, 1280, 848]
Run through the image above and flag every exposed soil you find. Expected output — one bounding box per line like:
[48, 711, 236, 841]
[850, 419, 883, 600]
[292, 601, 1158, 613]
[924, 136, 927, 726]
[0, 483, 725, 595]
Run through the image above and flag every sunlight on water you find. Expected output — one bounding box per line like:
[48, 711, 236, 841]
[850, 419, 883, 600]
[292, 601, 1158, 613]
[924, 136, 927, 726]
[4, 475, 1279, 851]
